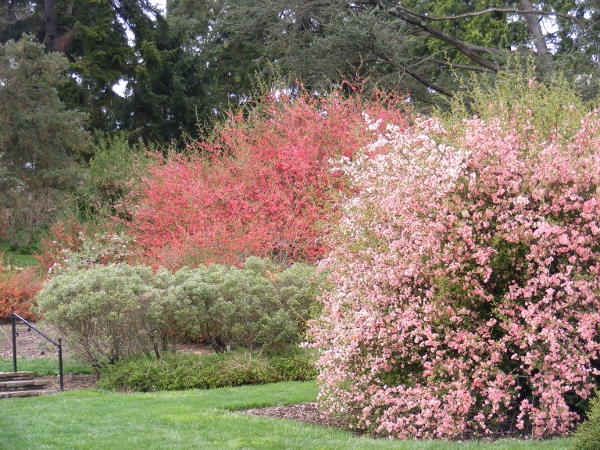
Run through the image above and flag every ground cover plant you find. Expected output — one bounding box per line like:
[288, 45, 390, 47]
[125, 86, 408, 267]
[97, 350, 317, 392]
[312, 77, 600, 439]
[0, 381, 572, 449]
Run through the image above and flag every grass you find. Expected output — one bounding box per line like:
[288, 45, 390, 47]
[0, 241, 39, 267]
[0, 382, 572, 449]
[0, 357, 93, 376]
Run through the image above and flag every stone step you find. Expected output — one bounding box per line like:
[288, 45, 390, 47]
[0, 379, 49, 392]
[0, 389, 58, 399]
[0, 371, 35, 381]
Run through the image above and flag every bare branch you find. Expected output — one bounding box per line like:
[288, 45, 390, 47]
[429, 59, 494, 73]
[395, 6, 579, 23]
[375, 54, 454, 97]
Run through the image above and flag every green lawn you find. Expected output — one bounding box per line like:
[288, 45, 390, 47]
[0, 357, 93, 376]
[0, 382, 572, 449]
[0, 241, 39, 267]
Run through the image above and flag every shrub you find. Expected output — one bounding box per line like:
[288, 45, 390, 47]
[574, 393, 600, 450]
[36, 220, 132, 275]
[0, 262, 42, 319]
[171, 258, 324, 353]
[79, 132, 147, 219]
[97, 349, 317, 392]
[126, 86, 408, 267]
[312, 80, 600, 439]
[35, 265, 176, 368]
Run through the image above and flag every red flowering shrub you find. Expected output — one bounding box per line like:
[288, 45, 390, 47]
[37, 220, 132, 274]
[36, 220, 86, 273]
[126, 87, 408, 267]
[313, 84, 600, 438]
[0, 262, 42, 320]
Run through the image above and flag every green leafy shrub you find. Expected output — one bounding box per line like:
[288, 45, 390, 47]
[35, 264, 176, 368]
[78, 132, 148, 220]
[574, 394, 600, 450]
[97, 349, 317, 392]
[171, 257, 324, 352]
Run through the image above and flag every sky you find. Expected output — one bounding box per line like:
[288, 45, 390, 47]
[112, 0, 167, 97]
[152, 0, 167, 13]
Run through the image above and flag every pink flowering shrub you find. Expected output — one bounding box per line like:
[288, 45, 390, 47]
[313, 87, 600, 439]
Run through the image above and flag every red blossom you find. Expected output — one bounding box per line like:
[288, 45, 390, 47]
[125, 86, 408, 267]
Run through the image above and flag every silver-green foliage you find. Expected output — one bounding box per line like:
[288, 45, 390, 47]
[36, 264, 176, 367]
[37, 258, 324, 362]
[171, 257, 325, 353]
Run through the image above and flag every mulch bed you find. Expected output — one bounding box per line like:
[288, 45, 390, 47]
[240, 404, 552, 442]
[0, 323, 72, 360]
[1, 323, 213, 360]
[38, 374, 98, 391]
[1, 321, 212, 393]
[239, 402, 345, 429]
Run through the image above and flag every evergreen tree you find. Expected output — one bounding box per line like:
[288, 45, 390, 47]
[0, 36, 89, 244]
[216, 0, 600, 103]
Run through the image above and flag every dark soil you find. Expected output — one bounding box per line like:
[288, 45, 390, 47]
[0, 323, 72, 359]
[239, 402, 345, 428]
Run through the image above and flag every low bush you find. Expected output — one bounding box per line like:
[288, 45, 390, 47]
[574, 394, 600, 450]
[35, 264, 176, 368]
[171, 257, 324, 353]
[35, 258, 323, 365]
[97, 349, 317, 392]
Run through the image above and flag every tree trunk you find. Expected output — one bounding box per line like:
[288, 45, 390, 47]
[519, 0, 554, 75]
[44, 0, 59, 51]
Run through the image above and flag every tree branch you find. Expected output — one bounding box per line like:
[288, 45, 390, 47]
[395, 6, 579, 23]
[376, 54, 453, 97]
[388, 6, 503, 72]
[429, 59, 494, 73]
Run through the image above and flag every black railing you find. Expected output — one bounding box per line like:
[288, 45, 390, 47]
[10, 308, 64, 391]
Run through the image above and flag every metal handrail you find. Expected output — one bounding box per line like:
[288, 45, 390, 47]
[10, 308, 64, 391]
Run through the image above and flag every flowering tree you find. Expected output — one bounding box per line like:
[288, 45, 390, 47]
[126, 87, 407, 267]
[313, 94, 600, 438]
